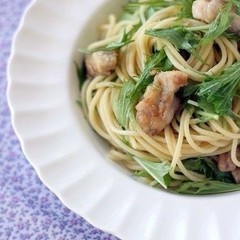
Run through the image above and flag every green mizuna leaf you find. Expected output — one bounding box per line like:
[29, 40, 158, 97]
[125, 0, 193, 20]
[124, 0, 180, 13]
[222, 31, 239, 41]
[146, 27, 200, 50]
[114, 80, 136, 127]
[176, 181, 240, 195]
[233, 0, 240, 15]
[134, 170, 151, 178]
[74, 61, 86, 90]
[183, 81, 199, 98]
[177, 0, 194, 19]
[197, 61, 240, 116]
[183, 61, 240, 117]
[183, 157, 234, 183]
[195, 110, 220, 122]
[145, 6, 162, 20]
[99, 29, 134, 51]
[100, 22, 141, 51]
[199, 2, 233, 46]
[80, 22, 141, 53]
[133, 157, 171, 189]
[145, 27, 203, 61]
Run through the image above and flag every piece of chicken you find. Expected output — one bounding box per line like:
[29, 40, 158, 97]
[85, 51, 118, 77]
[192, 0, 225, 23]
[217, 146, 240, 183]
[217, 151, 237, 172]
[192, 0, 240, 35]
[217, 146, 240, 172]
[232, 168, 240, 183]
[136, 71, 188, 135]
[229, 14, 240, 36]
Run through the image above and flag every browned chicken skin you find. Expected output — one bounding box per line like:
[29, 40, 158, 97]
[85, 51, 118, 77]
[136, 71, 188, 136]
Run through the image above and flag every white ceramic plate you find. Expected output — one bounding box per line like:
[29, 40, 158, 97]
[8, 1, 240, 239]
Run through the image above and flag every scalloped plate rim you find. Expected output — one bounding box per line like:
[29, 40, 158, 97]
[7, 0, 240, 239]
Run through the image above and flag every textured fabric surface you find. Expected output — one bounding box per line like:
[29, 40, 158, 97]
[0, 1, 118, 239]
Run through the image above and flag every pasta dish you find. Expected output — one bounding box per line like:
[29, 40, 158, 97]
[77, 0, 240, 194]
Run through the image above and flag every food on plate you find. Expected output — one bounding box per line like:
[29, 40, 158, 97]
[136, 71, 188, 135]
[77, 0, 240, 194]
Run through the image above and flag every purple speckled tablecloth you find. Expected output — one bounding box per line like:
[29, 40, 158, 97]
[0, 1, 118, 239]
